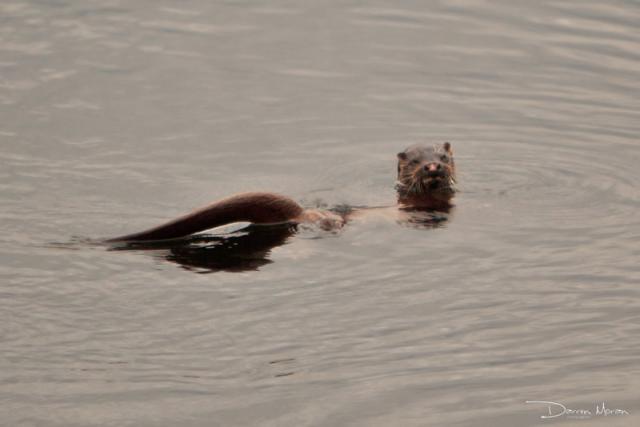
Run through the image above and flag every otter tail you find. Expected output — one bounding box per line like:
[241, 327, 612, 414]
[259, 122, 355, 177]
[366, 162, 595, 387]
[107, 192, 304, 242]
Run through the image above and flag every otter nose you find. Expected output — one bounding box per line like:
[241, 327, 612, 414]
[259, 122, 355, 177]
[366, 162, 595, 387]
[424, 163, 442, 176]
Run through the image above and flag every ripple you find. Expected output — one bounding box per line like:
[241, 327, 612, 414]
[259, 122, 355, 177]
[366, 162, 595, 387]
[139, 20, 255, 35]
[463, 139, 639, 228]
[275, 68, 351, 79]
[2, 0, 640, 425]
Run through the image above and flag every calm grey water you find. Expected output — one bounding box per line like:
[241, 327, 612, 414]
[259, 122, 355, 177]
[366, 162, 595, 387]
[2, 1, 640, 426]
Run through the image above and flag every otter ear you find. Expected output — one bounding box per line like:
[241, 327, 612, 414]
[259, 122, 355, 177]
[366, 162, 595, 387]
[443, 142, 452, 153]
[397, 152, 408, 161]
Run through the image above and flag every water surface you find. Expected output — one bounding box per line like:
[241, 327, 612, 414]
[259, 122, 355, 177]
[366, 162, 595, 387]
[1, 1, 639, 426]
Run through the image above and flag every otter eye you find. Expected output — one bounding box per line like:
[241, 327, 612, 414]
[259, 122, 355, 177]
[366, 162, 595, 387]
[410, 159, 419, 165]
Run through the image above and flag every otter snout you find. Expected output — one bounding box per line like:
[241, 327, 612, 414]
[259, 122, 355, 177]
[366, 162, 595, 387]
[423, 162, 445, 178]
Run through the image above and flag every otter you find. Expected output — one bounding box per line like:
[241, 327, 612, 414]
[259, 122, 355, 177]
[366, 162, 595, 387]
[107, 142, 455, 243]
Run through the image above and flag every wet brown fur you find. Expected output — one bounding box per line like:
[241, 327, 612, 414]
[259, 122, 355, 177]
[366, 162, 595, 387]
[108, 143, 456, 242]
[108, 192, 303, 242]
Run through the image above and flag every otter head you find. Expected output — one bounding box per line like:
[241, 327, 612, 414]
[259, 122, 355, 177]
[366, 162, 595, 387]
[396, 142, 456, 205]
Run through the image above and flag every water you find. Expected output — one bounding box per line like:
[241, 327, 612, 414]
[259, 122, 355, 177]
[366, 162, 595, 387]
[2, 1, 639, 425]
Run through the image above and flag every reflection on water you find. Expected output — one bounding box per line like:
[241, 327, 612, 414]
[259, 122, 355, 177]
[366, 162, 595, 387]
[110, 204, 452, 273]
[2, 0, 640, 426]
[398, 205, 452, 229]
[112, 224, 297, 273]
